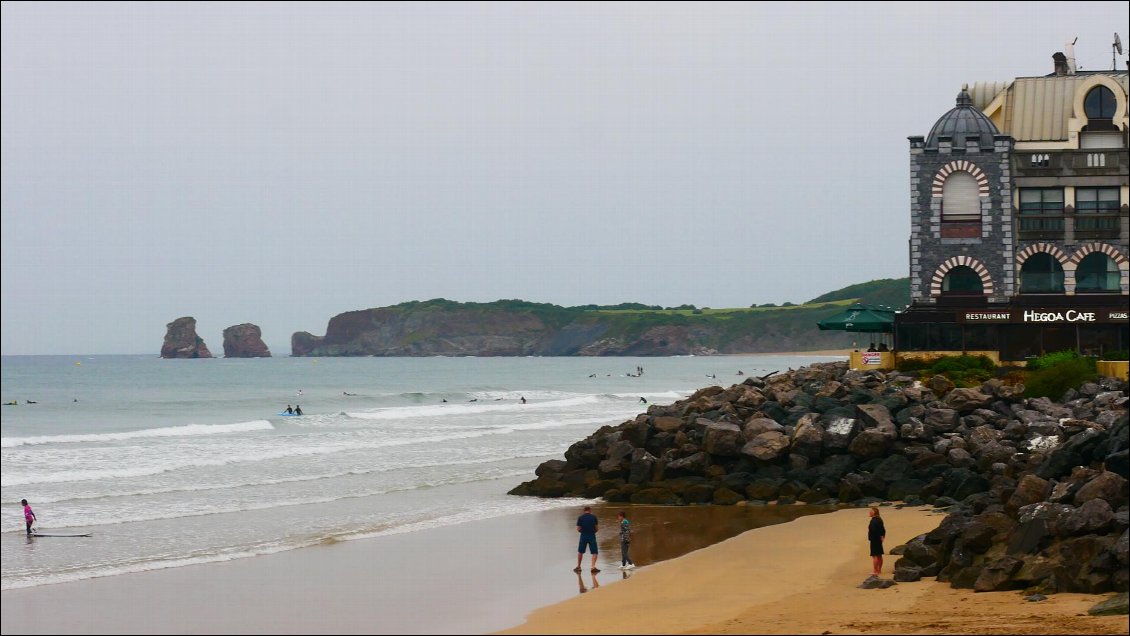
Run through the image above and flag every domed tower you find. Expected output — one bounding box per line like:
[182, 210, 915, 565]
[925, 86, 1000, 150]
[907, 85, 1013, 306]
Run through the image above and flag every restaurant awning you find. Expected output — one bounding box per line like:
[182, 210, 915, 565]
[816, 303, 896, 333]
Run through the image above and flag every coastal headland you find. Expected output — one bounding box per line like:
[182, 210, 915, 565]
[287, 279, 908, 357]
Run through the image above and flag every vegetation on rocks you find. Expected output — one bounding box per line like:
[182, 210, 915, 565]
[1023, 351, 1099, 400]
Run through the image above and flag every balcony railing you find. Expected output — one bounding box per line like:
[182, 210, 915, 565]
[1015, 149, 1129, 177]
[1074, 214, 1121, 239]
[1018, 215, 1065, 239]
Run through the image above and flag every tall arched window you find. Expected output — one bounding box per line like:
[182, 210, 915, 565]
[1020, 253, 1065, 293]
[1075, 252, 1120, 292]
[1085, 86, 1117, 118]
[1083, 85, 1117, 132]
[941, 172, 980, 222]
[941, 266, 983, 294]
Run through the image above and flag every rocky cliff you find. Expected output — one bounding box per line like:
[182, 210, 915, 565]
[160, 317, 213, 359]
[510, 362, 1129, 595]
[222, 323, 271, 358]
[289, 298, 869, 357]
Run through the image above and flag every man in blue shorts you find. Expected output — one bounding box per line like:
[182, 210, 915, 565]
[574, 505, 600, 573]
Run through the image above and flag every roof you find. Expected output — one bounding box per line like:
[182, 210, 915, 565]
[925, 87, 1000, 148]
[975, 72, 1128, 142]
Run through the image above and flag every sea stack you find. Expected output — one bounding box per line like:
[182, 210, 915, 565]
[160, 317, 213, 359]
[222, 323, 271, 358]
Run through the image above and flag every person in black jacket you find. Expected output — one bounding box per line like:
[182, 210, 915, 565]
[868, 507, 886, 575]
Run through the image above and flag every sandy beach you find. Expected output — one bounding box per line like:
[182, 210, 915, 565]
[5, 503, 1125, 635]
[501, 506, 1128, 635]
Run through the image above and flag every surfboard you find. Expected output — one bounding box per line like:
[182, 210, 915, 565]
[32, 532, 93, 538]
[276, 412, 302, 416]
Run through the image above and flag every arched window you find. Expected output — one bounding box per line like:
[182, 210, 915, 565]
[941, 172, 980, 222]
[1083, 85, 1117, 133]
[941, 266, 983, 294]
[1084, 86, 1117, 119]
[1075, 253, 1120, 292]
[1020, 253, 1065, 293]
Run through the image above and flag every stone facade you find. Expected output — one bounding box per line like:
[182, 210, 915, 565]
[909, 134, 1014, 303]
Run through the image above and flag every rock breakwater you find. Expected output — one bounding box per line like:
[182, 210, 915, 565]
[511, 361, 1129, 595]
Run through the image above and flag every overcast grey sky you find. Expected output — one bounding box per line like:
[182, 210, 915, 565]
[2, 2, 1127, 355]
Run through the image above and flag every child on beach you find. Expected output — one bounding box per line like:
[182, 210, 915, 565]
[22, 499, 36, 536]
[617, 510, 635, 570]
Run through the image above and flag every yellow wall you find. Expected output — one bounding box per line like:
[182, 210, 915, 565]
[1097, 360, 1129, 380]
[850, 350, 895, 371]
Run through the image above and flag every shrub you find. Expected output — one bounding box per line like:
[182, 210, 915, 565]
[895, 356, 935, 372]
[1026, 349, 1086, 371]
[1100, 350, 1129, 361]
[1023, 355, 1098, 399]
[894, 354, 995, 387]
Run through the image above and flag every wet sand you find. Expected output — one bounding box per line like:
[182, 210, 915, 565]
[501, 506, 1127, 636]
[0, 502, 831, 635]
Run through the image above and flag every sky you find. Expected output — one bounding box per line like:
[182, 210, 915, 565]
[2, 1, 1128, 355]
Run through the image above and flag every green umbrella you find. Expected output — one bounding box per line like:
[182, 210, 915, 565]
[816, 303, 895, 333]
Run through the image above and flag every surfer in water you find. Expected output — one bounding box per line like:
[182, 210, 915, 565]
[294, 405, 303, 416]
[284, 405, 294, 414]
[520, 396, 527, 404]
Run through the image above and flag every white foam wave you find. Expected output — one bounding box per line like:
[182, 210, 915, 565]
[25, 451, 565, 505]
[4, 469, 546, 532]
[346, 394, 606, 420]
[609, 390, 688, 400]
[2, 421, 594, 487]
[0, 421, 274, 448]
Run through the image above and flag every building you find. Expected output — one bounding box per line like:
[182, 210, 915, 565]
[896, 50, 1129, 364]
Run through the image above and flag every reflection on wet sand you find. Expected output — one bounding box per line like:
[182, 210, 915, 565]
[576, 569, 601, 594]
[590, 503, 838, 569]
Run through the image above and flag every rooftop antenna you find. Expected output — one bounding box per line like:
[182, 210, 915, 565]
[1114, 33, 1124, 71]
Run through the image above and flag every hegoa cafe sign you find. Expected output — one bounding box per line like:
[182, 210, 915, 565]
[959, 309, 1129, 324]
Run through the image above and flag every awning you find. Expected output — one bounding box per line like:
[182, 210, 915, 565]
[816, 303, 896, 333]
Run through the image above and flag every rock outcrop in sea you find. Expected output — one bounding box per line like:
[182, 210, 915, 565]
[160, 317, 213, 359]
[222, 323, 271, 358]
[510, 361, 1129, 595]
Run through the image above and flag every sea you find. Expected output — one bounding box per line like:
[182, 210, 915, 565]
[1, 353, 842, 591]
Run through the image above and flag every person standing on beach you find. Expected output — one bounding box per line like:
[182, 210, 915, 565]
[21, 499, 36, 536]
[868, 507, 886, 575]
[617, 510, 635, 570]
[575, 505, 600, 573]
